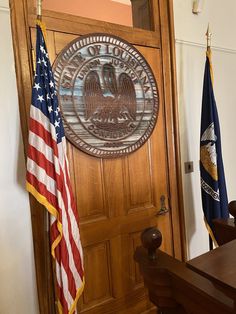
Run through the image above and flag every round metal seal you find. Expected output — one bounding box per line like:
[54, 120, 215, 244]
[53, 33, 159, 158]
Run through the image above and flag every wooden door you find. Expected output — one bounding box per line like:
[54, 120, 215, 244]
[10, 0, 185, 313]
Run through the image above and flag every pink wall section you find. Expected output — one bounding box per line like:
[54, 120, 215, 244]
[43, 0, 133, 27]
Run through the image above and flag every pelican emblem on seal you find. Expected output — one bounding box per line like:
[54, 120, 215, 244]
[84, 63, 136, 131]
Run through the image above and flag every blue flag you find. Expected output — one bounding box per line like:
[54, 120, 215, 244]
[200, 49, 229, 245]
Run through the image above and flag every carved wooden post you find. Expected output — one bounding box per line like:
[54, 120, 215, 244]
[141, 227, 162, 260]
[135, 227, 186, 314]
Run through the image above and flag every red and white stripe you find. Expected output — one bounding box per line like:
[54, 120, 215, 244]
[27, 106, 84, 314]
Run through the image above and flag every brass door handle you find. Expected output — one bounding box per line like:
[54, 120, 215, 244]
[156, 195, 169, 216]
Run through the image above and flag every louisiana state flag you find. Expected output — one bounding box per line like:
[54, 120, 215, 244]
[200, 49, 229, 245]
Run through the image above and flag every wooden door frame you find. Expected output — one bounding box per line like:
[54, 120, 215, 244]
[9, 0, 186, 313]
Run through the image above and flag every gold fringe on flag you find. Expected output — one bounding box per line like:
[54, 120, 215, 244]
[204, 216, 219, 248]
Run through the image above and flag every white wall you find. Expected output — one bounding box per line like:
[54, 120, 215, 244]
[0, 0, 39, 313]
[173, 0, 236, 259]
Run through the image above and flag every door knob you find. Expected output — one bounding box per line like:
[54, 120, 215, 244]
[156, 195, 169, 216]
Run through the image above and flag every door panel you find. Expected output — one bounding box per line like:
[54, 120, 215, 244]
[126, 144, 153, 208]
[103, 159, 126, 218]
[73, 152, 106, 222]
[83, 241, 113, 306]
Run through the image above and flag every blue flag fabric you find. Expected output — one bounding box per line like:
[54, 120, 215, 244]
[200, 50, 229, 244]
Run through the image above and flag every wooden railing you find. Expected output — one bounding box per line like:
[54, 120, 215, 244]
[134, 204, 236, 314]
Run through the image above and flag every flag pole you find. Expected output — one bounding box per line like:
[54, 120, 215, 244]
[32, 0, 43, 73]
[37, 0, 42, 20]
[36, 1, 57, 308]
[206, 23, 212, 51]
[206, 24, 214, 251]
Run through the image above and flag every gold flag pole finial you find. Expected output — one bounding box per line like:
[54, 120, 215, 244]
[37, 0, 42, 20]
[206, 23, 212, 51]
[36, 0, 47, 40]
[206, 24, 214, 84]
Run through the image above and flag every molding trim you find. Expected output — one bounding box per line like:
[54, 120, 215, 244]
[0, 5, 9, 12]
[176, 39, 236, 54]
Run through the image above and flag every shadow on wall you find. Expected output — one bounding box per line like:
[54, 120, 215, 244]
[177, 43, 197, 258]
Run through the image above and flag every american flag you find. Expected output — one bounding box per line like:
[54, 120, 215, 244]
[26, 21, 84, 314]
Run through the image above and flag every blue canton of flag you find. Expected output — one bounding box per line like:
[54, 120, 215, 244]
[32, 28, 64, 142]
[200, 49, 229, 245]
[26, 21, 84, 314]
